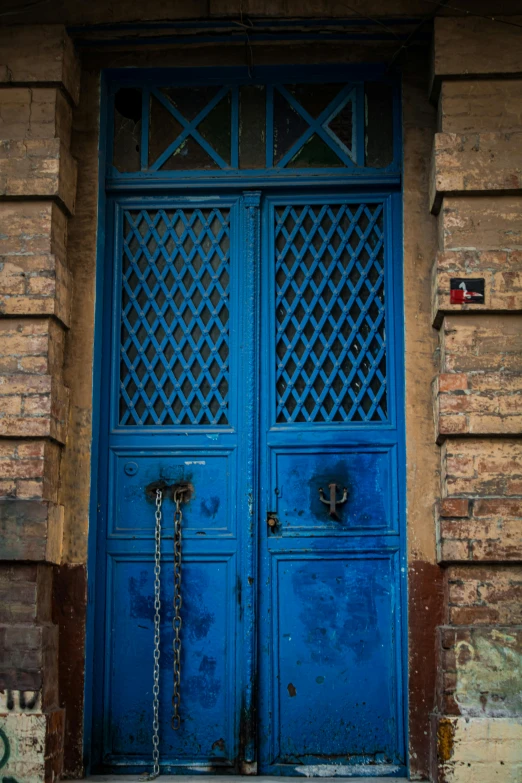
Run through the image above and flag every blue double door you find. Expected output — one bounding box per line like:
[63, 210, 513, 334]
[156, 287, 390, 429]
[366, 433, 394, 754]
[93, 189, 406, 776]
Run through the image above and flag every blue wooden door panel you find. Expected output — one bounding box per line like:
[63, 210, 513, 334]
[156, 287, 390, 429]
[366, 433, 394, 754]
[109, 450, 236, 538]
[273, 552, 400, 762]
[92, 194, 254, 773]
[272, 447, 397, 535]
[258, 192, 406, 776]
[104, 553, 236, 763]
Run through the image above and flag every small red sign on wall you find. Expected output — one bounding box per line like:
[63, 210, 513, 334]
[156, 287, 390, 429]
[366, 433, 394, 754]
[450, 278, 485, 305]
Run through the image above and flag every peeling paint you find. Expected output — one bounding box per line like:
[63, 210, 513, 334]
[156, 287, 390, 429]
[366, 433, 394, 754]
[438, 717, 455, 763]
[456, 635, 522, 717]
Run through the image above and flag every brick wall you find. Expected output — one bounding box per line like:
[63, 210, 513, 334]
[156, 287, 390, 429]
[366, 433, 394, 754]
[430, 16, 522, 783]
[0, 26, 79, 783]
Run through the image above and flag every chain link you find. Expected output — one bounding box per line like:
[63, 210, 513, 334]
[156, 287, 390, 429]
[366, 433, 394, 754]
[141, 485, 185, 779]
[141, 488, 163, 781]
[171, 489, 184, 731]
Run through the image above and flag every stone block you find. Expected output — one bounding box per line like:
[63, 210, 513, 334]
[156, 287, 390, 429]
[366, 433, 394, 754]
[433, 715, 522, 782]
[430, 132, 522, 214]
[432, 16, 522, 99]
[442, 439, 522, 498]
[0, 138, 77, 215]
[0, 87, 72, 146]
[0, 439, 61, 503]
[434, 372, 522, 440]
[0, 500, 63, 563]
[439, 80, 522, 135]
[0, 25, 80, 104]
[438, 498, 522, 563]
[439, 196, 522, 251]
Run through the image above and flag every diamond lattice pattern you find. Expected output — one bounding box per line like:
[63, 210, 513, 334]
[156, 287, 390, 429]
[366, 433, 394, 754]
[275, 203, 387, 423]
[120, 208, 230, 425]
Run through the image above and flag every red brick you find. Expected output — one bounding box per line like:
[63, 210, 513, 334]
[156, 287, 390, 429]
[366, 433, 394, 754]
[440, 498, 470, 518]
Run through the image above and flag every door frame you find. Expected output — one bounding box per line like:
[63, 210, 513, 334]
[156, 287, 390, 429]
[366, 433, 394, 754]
[84, 66, 407, 777]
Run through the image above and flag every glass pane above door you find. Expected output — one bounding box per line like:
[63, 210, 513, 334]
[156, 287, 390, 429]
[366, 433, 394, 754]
[109, 73, 398, 178]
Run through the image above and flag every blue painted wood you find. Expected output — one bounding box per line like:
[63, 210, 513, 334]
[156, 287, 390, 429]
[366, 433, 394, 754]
[258, 192, 406, 776]
[106, 65, 401, 183]
[91, 194, 253, 773]
[89, 66, 406, 778]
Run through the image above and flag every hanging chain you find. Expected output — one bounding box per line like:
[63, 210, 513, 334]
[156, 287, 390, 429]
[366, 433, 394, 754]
[141, 484, 185, 779]
[171, 488, 184, 731]
[141, 488, 163, 782]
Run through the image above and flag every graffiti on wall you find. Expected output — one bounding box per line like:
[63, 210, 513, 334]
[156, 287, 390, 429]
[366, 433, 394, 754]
[456, 630, 522, 717]
[0, 692, 40, 714]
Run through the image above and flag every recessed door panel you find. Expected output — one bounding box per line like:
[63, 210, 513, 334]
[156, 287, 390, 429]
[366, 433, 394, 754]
[105, 554, 236, 762]
[271, 447, 395, 534]
[273, 553, 400, 763]
[109, 450, 235, 538]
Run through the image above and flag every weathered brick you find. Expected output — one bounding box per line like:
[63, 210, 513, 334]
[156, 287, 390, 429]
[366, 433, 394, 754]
[430, 132, 522, 213]
[438, 516, 522, 563]
[439, 196, 522, 251]
[0, 318, 65, 379]
[0, 376, 69, 444]
[432, 250, 522, 327]
[446, 565, 522, 626]
[0, 500, 63, 563]
[0, 315, 68, 443]
[0, 88, 72, 146]
[435, 372, 522, 439]
[441, 316, 522, 374]
[443, 439, 522, 498]
[0, 199, 71, 325]
[0, 138, 77, 215]
[0, 439, 61, 503]
[433, 715, 522, 783]
[440, 498, 470, 518]
[0, 25, 80, 104]
[0, 201, 66, 258]
[439, 80, 522, 135]
[0, 621, 59, 708]
[0, 564, 52, 624]
[438, 374, 469, 393]
[432, 16, 522, 98]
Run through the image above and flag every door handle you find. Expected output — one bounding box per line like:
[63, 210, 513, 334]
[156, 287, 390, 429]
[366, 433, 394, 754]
[319, 483, 348, 518]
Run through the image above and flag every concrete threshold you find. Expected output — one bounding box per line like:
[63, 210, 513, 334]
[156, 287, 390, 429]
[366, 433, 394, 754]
[84, 777, 409, 782]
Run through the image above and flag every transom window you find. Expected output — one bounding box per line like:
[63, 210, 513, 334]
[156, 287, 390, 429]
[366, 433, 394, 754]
[110, 71, 398, 179]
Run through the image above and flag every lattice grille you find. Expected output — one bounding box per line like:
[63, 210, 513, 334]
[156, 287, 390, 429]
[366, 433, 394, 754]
[119, 208, 230, 426]
[275, 203, 387, 423]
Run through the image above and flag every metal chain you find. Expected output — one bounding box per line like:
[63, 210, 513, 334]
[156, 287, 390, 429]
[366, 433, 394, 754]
[171, 489, 183, 731]
[141, 489, 163, 781]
